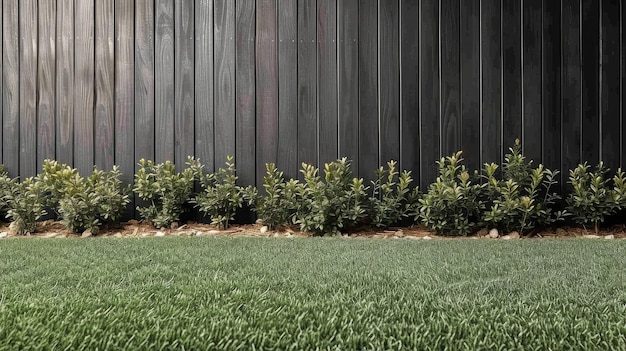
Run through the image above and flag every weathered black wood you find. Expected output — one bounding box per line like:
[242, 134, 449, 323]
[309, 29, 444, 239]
[420, 0, 440, 185]
[135, 0, 155, 165]
[0, 0, 2, 166]
[95, 0, 115, 170]
[195, 0, 215, 173]
[339, 0, 360, 173]
[358, 0, 378, 182]
[460, 0, 481, 172]
[623, 0, 626, 169]
[37, 0, 56, 169]
[297, 0, 317, 169]
[277, 0, 298, 178]
[175, 0, 195, 171]
[502, 0, 522, 152]
[441, 0, 461, 158]
[581, 0, 600, 165]
[522, 0, 542, 163]
[115, 0, 135, 188]
[155, 0, 175, 163]
[379, 0, 400, 165]
[56, 0, 74, 167]
[235, 0, 256, 186]
[318, 0, 338, 165]
[542, 0, 561, 173]
[601, 0, 621, 170]
[561, 0, 582, 179]
[2, 0, 19, 176]
[481, 0, 502, 165]
[19, 0, 38, 178]
[214, 0, 235, 167]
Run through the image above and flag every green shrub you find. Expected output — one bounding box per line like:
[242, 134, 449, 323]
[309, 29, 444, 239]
[416, 151, 483, 236]
[367, 160, 419, 228]
[295, 158, 367, 236]
[134, 159, 196, 229]
[254, 163, 300, 230]
[35, 160, 78, 218]
[481, 140, 565, 234]
[0, 176, 46, 235]
[566, 162, 623, 233]
[190, 156, 256, 229]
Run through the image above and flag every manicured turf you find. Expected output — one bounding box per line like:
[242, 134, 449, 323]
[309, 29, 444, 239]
[1, 237, 625, 350]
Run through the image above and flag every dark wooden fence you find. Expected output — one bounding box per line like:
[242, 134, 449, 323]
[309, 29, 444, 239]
[1, 0, 625, 190]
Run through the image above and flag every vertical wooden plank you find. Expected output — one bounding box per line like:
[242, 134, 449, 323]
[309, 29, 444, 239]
[2, 0, 19, 176]
[236, 0, 256, 186]
[522, 0, 543, 163]
[135, 0, 155, 166]
[0, 0, 2, 166]
[358, 0, 377, 181]
[19, 0, 38, 178]
[298, 0, 318, 169]
[56, 0, 74, 167]
[481, 0, 502, 165]
[502, 0, 521, 153]
[277, 0, 298, 177]
[601, 0, 621, 169]
[420, 0, 440, 185]
[581, 0, 600, 165]
[155, 0, 175, 163]
[37, 0, 56, 169]
[561, 0, 582, 178]
[214, 0, 235, 167]
[74, 0, 95, 176]
[460, 0, 481, 172]
[195, 0, 214, 172]
[115, 0, 135, 192]
[441, 0, 461, 157]
[318, 0, 338, 165]
[379, 0, 400, 165]
[175, 0, 195, 171]
[542, 0, 561, 173]
[339, 0, 360, 173]
[95, 0, 115, 170]
[623, 0, 626, 169]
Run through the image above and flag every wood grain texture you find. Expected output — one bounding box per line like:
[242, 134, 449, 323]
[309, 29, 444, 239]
[95, 0, 115, 170]
[175, 0, 195, 171]
[358, 0, 378, 182]
[19, 0, 38, 178]
[236, 0, 256, 186]
[214, 0, 235, 167]
[440, 0, 461, 158]
[135, 0, 155, 166]
[542, 0, 561, 173]
[481, 0, 502, 165]
[581, 0, 599, 165]
[502, 0, 522, 151]
[155, 0, 175, 163]
[379, 0, 400, 165]
[0, 1, 2, 165]
[195, 0, 214, 172]
[317, 0, 338, 165]
[420, 0, 440, 185]
[522, 0, 542, 163]
[2, 0, 19, 176]
[74, 0, 95, 175]
[298, 0, 318, 169]
[339, 0, 360, 173]
[623, 0, 626, 169]
[601, 0, 621, 169]
[37, 0, 56, 169]
[460, 0, 481, 172]
[115, 0, 135, 187]
[56, 0, 74, 167]
[277, 0, 298, 178]
[561, 0, 582, 179]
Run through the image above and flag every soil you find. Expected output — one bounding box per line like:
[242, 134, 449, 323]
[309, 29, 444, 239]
[0, 220, 625, 240]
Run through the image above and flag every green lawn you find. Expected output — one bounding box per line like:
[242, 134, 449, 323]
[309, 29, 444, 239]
[1, 237, 625, 350]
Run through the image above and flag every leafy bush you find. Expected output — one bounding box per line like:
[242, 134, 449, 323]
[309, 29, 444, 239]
[0, 176, 46, 235]
[481, 140, 565, 234]
[295, 158, 367, 236]
[35, 160, 78, 218]
[254, 163, 300, 230]
[566, 162, 624, 233]
[367, 160, 419, 228]
[416, 151, 483, 236]
[134, 159, 196, 229]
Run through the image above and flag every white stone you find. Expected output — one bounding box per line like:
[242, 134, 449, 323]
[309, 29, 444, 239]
[422, 236, 433, 240]
[0, 232, 7, 239]
[81, 230, 92, 238]
[604, 234, 615, 240]
[155, 231, 166, 237]
[488, 228, 499, 239]
[260, 226, 269, 233]
[583, 234, 601, 239]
